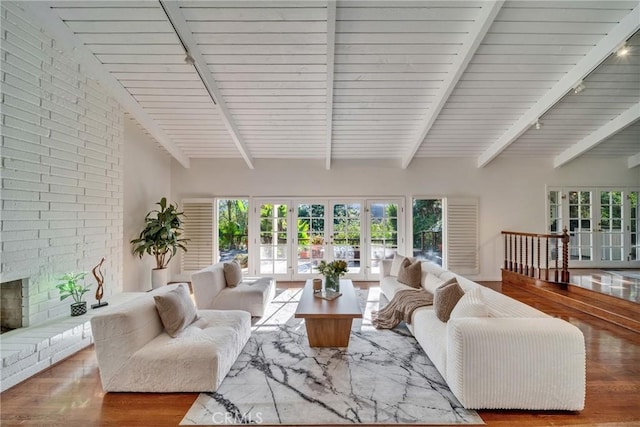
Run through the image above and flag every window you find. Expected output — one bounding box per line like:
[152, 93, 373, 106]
[548, 187, 639, 266]
[412, 198, 443, 266]
[368, 201, 400, 275]
[217, 199, 249, 271]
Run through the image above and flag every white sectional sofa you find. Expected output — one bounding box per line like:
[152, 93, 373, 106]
[90, 284, 251, 392]
[191, 263, 276, 317]
[380, 259, 586, 410]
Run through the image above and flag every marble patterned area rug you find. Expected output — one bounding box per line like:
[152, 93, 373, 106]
[180, 287, 483, 425]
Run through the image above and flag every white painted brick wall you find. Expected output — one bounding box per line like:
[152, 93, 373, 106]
[0, 2, 124, 327]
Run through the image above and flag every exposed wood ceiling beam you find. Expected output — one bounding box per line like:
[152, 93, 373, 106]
[628, 152, 640, 169]
[554, 103, 640, 168]
[401, 1, 504, 169]
[324, 1, 336, 170]
[477, 4, 640, 168]
[23, 1, 191, 168]
[160, 1, 254, 170]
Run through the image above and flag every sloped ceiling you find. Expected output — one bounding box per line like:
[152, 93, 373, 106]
[23, 0, 640, 169]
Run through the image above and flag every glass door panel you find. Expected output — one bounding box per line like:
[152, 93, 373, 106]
[259, 202, 289, 276]
[412, 198, 443, 265]
[217, 199, 249, 272]
[295, 202, 326, 276]
[599, 191, 624, 261]
[369, 201, 399, 276]
[331, 202, 362, 276]
[568, 190, 593, 261]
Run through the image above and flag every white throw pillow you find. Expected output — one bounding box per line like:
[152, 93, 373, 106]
[223, 261, 242, 287]
[450, 287, 489, 319]
[422, 272, 444, 294]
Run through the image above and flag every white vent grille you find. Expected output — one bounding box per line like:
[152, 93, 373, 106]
[445, 197, 479, 275]
[181, 201, 214, 273]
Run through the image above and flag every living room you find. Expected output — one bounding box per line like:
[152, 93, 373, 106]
[1, 0, 639, 426]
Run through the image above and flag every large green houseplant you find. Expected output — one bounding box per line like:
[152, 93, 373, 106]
[130, 197, 188, 288]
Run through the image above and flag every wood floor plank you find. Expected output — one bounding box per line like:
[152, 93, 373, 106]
[1, 279, 639, 426]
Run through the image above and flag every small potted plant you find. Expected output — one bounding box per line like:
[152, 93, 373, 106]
[56, 272, 91, 316]
[130, 197, 188, 289]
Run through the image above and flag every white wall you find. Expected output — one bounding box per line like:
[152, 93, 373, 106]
[0, 2, 123, 326]
[171, 156, 639, 280]
[122, 117, 171, 292]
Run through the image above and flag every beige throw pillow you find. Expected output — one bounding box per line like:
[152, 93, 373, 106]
[390, 254, 415, 277]
[397, 258, 422, 288]
[434, 280, 465, 322]
[154, 285, 198, 338]
[223, 261, 242, 287]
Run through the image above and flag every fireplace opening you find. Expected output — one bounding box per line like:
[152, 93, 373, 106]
[1, 279, 25, 334]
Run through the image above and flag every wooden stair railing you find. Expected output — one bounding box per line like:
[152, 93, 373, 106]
[501, 228, 570, 285]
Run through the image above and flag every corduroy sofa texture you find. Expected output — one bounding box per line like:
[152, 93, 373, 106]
[380, 258, 586, 410]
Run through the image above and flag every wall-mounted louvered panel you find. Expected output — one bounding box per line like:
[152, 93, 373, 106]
[181, 200, 214, 273]
[445, 197, 479, 276]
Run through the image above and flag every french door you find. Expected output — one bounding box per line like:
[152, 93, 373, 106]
[257, 201, 290, 278]
[329, 201, 364, 278]
[294, 201, 328, 278]
[252, 198, 404, 280]
[548, 187, 639, 267]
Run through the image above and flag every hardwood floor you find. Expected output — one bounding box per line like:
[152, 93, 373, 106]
[1, 281, 639, 426]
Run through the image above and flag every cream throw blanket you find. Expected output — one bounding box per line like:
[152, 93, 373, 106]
[372, 288, 434, 329]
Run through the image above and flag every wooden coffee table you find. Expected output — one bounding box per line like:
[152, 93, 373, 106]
[294, 279, 363, 347]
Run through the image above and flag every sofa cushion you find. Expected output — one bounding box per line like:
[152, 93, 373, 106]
[212, 277, 276, 317]
[481, 288, 549, 318]
[105, 309, 251, 392]
[390, 254, 409, 276]
[434, 280, 464, 322]
[223, 261, 242, 287]
[450, 287, 489, 319]
[154, 285, 198, 338]
[423, 273, 444, 294]
[420, 261, 447, 277]
[412, 307, 448, 378]
[380, 276, 414, 300]
[397, 258, 422, 288]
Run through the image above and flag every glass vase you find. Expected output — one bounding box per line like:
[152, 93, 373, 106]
[325, 275, 340, 292]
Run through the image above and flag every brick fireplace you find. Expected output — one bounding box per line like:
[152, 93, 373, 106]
[1, 279, 27, 334]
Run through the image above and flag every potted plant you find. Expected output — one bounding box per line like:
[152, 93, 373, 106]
[316, 259, 348, 292]
[130, 197, 188, 289]
[56, 272, 91, 316]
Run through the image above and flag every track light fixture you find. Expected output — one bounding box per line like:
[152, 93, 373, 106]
[533, 119, 542, 130]
[616, 43, 630, 57]
[573, 81, 585, 94]
[184, 52, 195, 65]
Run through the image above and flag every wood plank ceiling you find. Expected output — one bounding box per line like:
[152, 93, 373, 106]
[33, 1, 640, 169]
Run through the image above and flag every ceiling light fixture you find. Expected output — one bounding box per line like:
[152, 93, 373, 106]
[573, 81, 586, 94]
[616, 43, 630, 57]
[184, 52, 195, 65]
[533, 119, 542, 130]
